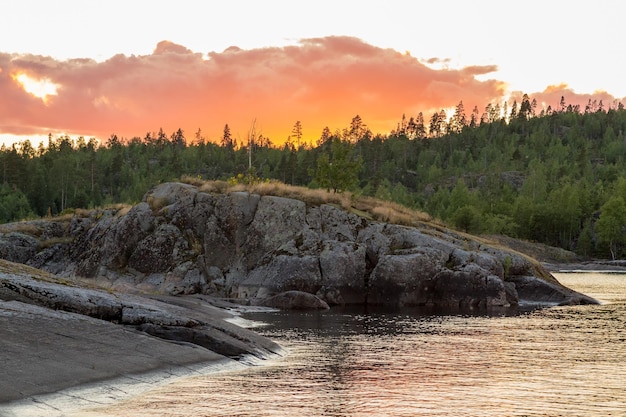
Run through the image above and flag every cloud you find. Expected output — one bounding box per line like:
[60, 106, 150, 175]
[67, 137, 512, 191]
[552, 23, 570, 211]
[424, 57, 451, 66]
[461, 65, 499, 76]
[508, 84, 624, 113]
[3, 36, 618, 145]
[153, 40, 194, 55]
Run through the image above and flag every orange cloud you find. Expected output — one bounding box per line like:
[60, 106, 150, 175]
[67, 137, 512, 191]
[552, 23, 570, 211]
[533, 84, 621, 111]
[0, 37, 518, 145]
[510, 84, 623, 113]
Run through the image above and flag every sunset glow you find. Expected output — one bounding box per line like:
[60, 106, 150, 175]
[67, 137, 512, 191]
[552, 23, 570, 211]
[11, 72, 59, 104]
[1, 1, 625, 147]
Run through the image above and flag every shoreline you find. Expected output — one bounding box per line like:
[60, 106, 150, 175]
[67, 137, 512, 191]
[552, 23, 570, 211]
[0, 358, 248, 417]
[1, 263, 618, 416]
[543, 261, 626, 273]
[0, 288, 282, 414]
[0, 299, 282, 417]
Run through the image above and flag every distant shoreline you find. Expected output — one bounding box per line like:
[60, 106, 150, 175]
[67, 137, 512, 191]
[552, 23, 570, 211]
[543, 261, 626, 273]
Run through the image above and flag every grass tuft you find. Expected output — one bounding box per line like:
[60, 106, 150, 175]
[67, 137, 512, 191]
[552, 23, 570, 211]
[38, 236, 74, 249]
[0, 222, 42, 236]
[184, 178, 433, 228]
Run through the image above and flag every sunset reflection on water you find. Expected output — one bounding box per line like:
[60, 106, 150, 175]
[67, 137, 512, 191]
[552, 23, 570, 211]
[69, 273, 626, 416]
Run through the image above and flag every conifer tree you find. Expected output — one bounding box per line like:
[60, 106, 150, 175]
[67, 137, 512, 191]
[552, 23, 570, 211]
[291, 120, 303, 148]
[221, 124, 233, 149]
[314, 137, 361, 193]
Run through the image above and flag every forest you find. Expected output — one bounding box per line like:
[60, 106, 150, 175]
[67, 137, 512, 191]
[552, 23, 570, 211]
[2, 95, 626, 259]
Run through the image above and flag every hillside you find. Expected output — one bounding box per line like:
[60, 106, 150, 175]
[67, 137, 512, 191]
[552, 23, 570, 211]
[2, 103, 626, 260]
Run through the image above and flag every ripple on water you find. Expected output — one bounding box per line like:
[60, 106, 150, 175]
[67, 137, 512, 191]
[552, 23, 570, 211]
[33, 273, 626, 416]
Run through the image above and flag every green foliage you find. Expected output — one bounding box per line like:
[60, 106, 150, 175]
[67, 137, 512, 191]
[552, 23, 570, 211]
[2, 104, 626, 259]
[313, 137, 362, 193]
[596, 196, 626, 259]
[228, 167, 269, 186]
[451, 205, 482, 233]
[0, 184, 33, 222]
[503, 256, 512, 279]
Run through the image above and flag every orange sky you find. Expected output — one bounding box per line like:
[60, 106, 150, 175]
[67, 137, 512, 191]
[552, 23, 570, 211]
[1, 36, 624, 147]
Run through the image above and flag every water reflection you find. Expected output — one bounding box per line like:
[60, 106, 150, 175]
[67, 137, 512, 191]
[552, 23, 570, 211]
[553, 271, 626, 304]
[256, 303, 532, 338]
[67, 273, 626, 416]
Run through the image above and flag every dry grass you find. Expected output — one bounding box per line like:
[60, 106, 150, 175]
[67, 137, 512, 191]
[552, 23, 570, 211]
[0, 258, 109, 289]
[41, 204, 132, 223]
[49, 212, 75, 222]
[0, 258, 63, 283]
[48, 207, 95, 222]
[116, 205, 132, 217]
[198, 179, 352, 208]
[353, 196, 432, 226]
[0, 222, 42, 236]
[196, 179, 230, 195]
[185, 177, 434, 228]
[179, 175, 205, 187]
[483, 234, 581, 264]
[73, 208, 94, 218]
[38, 236, 75, 249]
[146, 194, 171, 212]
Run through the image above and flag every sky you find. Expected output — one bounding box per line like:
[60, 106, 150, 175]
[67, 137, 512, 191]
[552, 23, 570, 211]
[1, 0, 625, 147]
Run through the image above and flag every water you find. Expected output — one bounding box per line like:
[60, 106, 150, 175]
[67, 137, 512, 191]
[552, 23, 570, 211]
[43, 273, 626, 415]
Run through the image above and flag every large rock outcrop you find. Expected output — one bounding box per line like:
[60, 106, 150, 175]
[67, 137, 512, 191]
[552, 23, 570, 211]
[0, 261, 280, 361]
[0, 182, 597, 308]
[0, 259, 281, 403]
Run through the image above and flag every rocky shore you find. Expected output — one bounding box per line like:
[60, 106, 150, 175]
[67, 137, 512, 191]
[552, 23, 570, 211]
[0, 260, 281, 412]
[0, 182, 597, 308]
[0, 181, 599, 410]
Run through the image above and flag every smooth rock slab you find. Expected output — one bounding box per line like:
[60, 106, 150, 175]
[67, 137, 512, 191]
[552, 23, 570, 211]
[0, 300, 227, 403]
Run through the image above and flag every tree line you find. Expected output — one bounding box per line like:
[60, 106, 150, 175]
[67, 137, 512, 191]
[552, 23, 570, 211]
[2, 96, 626, 259]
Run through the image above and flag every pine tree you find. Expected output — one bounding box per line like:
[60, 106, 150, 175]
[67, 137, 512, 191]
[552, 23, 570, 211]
[510, 100, 518, 120]
[470, 106, 480, 128]
[348, 115, 369, 142]
[519, 94, 532, 120]
[291, 120, 303, 148]
[449, 101, 467, 133]
[221, 124, 233, 149]
[317, 126, 332, 147]
[415, 112, 426, 139]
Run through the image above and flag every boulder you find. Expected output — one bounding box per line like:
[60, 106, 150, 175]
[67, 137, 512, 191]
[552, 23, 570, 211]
[0, 300, 228, 404]
[245, 196, 307, 267]
[507, 275, 597, 305]
[72, 203, 155, 277]
[318, 240, 368, 304]
[239, 254, 321, 298]
[431, 265, 510, 308]
[128, 224, 187, 273]
[367, 249, 446, 306]
[0, 272, 124, 321]
[0, 232, 38, 263]
[255, 290, 330, 310]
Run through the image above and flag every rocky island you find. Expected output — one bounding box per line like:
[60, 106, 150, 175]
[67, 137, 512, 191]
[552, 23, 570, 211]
[0, 181, 597, 409]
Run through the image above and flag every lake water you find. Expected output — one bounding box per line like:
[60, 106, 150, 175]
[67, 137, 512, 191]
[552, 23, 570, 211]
[31, 273, 626, 416]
